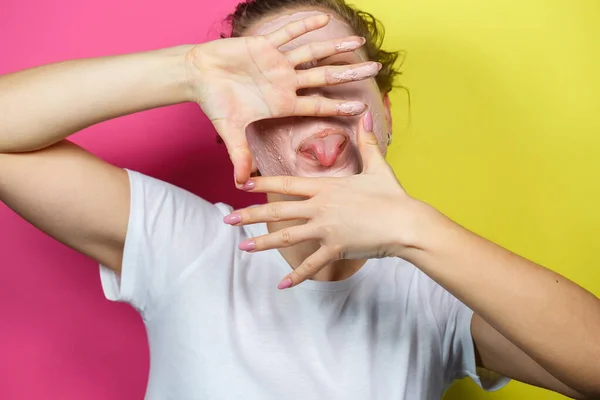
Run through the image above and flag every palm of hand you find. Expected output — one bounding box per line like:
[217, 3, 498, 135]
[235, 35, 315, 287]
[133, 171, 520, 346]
[186, 14, 379, 183]
[194, 37, 298, 131]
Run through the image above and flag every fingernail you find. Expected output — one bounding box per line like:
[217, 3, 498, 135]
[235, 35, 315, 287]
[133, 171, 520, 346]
[240, 180, 255, 191]
[335, 101, 366, 116]
[363, 110, 373, 132]
[336, 40, 361, 52]
[277, 278, 293, 290]
[234, 172, 239, 186]
[360, 37, 367, 45]
[239, 240, 256, 252]
[376, 62, 383, 71]
[223, 213, 242, 225]
[321, 13, 332, 23]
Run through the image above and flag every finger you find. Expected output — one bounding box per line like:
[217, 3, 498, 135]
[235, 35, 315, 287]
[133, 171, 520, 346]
[212, 119, 253, 185]
[251, 158, 258, 174]
[223, 201, 313, 225]
[293, 97, 366, 118]
[296, 62, 382, 89]
[237, 175, 325, 197]
[286, 36, 366, 67]
[358, 110, 386, 173]
[277, 247, 333, 289]
[238, 224, 316, 253]
[266, 14, 331, 48]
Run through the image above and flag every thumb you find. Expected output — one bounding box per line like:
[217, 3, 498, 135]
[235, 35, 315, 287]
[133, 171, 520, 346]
[213, 119, 253, 185]
[358, 110, 385, 173]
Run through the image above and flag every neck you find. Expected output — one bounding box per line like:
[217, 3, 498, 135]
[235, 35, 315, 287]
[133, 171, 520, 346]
[267, 193, 366, 282]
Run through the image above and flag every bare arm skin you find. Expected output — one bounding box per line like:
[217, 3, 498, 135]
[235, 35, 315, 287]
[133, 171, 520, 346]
[0, 14, 378, 273]
[472, 314, 588, 398]
[226, 115, 600, 399]
[0, 46, 192, 153]
[408, 209, 600, 399]
[0, 46, 193, 272]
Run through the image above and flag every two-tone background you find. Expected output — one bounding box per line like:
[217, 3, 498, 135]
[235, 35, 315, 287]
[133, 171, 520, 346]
[1, 0, 598, 398]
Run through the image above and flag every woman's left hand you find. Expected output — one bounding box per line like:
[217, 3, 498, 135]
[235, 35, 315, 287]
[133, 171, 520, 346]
[223, 111, 432, 289]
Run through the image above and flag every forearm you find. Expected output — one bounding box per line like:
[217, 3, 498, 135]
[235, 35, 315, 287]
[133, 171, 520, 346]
[0, 45, 194, 152]
[400, 203, 600, 395]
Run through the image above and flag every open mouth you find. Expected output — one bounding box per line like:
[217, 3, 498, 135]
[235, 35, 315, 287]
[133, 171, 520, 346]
[297, 129, 350, 167]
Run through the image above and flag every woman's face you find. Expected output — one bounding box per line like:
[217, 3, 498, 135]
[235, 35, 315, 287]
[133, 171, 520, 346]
[244, 10, 392, 178]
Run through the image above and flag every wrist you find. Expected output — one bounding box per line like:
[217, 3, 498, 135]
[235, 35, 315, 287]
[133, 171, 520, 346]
[184, 42, 220, 104]
[390, 198, 453, 261]
[162, 44, 197, 103]
[141, 45, 197, 105]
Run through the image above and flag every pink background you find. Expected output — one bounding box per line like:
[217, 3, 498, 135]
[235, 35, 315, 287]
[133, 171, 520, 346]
[0, 0, 264, 398]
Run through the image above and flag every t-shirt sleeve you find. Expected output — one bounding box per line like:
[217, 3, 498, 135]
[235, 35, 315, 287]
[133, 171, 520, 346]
[99, 169, 233, 318]
[424, 275, 510, 391]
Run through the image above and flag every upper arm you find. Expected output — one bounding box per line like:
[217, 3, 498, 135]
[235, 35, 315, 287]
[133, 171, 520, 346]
[472, 313, 586, 399]
[0, 140, 129, 272]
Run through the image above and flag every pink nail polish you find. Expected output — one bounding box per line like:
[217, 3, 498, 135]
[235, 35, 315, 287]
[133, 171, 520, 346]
[277, 278, 293, 290]
[240, 180, 255, 191]
[223, 213, 242, 224]
[363, 111, 373, 132]
[239, 240, 256, 252]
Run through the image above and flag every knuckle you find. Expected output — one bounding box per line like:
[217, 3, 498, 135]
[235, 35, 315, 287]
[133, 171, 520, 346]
[282, 176, 295, 195]
[308, 43, 317, 59]
[364, 134, 379, 146]
[269, 203, 281, 221]
[303, 260, 319, 275]
[329, 244, 344, 254]
[280, 228, 292, 245]
[229, 143, 248, 158]
[314, 97, 323, 115]
[292, 98, 300, 116]
[285, 26, 295, 39]
[324, 67, 334, 84]
[331, 245, 344, 259]
[295, 72, 303, 89]
[320, 224, 335, 237]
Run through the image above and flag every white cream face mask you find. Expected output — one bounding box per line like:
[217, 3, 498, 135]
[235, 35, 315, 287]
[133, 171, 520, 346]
[244, 11, 390, 177]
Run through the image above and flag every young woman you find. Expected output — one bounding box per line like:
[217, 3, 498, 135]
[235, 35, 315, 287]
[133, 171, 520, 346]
[0, 0, 598, 399]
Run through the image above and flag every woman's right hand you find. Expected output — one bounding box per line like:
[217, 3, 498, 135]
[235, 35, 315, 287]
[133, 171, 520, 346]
[185, 14, 381, 184]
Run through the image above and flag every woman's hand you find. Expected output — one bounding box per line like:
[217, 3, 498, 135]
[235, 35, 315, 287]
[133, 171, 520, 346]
[223, 111, 433, 289]
[187, 14, 381, 184]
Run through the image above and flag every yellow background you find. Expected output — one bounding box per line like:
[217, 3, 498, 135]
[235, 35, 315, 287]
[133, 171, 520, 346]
[352, 0, 600, 399]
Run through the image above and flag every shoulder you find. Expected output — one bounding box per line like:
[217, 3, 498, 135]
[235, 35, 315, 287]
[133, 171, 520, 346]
[372, 258, 469, 324]
[123, 169, 242, 256]
[126, 168, 233, 216]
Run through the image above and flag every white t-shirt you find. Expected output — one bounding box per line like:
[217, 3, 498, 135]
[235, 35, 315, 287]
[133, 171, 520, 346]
[100, 170, 508, 400]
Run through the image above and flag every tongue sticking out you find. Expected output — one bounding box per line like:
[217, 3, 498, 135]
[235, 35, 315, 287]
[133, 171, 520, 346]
[299, 134, 347, 167]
